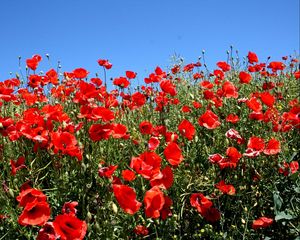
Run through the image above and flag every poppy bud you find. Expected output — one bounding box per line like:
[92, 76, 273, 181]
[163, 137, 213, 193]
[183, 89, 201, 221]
[94, 222, 101, 232]
[86, 212, 92, 222]
[111, 202, 118, 214]
[81, 163, 87, 172]
[8, 189, 14, 198]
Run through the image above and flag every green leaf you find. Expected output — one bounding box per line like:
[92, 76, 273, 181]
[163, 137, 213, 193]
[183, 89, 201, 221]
[294, 187, 300, 194]
[289, 151, 298, 162]
[275, 211, 295, 221]
[273, 191, 283, 214]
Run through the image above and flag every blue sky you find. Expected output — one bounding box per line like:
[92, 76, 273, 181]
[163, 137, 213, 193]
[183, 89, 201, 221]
[0, 0, 299, 86]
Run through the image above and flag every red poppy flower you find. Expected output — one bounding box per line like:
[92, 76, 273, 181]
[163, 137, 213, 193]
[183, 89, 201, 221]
[262, 82, 276, 91]
[91, 107, 115, 122]
[28, 74, 42, 88]
[239, 71, 252, 84]
[247, 51, 259, 64]
[200, 80, 214, 89]
[53, 214, 87, 240]
[208, 153, 224, 165]
[212, 97, 223, 108]
[252, 217, 273, 230]
[37, 222, 58, 240]
[178, 119, 196, 140]
[130, 152, 162, 180]
[51, 131, 82, 160]
[46, 69, 59, 85]
[26, 58, 39, 71]
[131, 92, 146, 108]
[190, 193, 213, 215]
[263, 138, 281, 155]
[160, 80, 177, 96]
[249, 111, 264, 121]
[126, 71, 137, 79]
[144, 186, 165, 219]
[203, 90, 215, 100]
[148, 136, 160, 151]
[215, 147, 242, 169]
[267, 61, 285, 72]
[112, 184, 141, 215]
[141, 151, 161, 170]
[160, 195, 173, 220]
[122, 170, 136, 182]
[193, 101, 202, 109]
[198, 110, 221, 129]
[134, 225, 149, 236]
[225, 128, 244, 144]
[247, 136, 265, 151]
[98, 165, 118, 178]
[91, 77, 103, 86]
[190, 193, 220, 222]
[10, 156, 26, 176]
[217, 61, 231, 72]
[171, 65, 180, 74]
[244, 136, 265, 157]
[62, 201, 78, 216]
[193, 72, 203, 80]
[89, 123, 113, 141]
[290, 161, 299, 174]
[279, 161, 299, 176]
[73, 68, 89, 79]
[164, 142, 183, 166]
[222, 81, 238, 98]
[150, 166, 174, 189]
[16, 188, 47, 208]
[32, 54, 42, 62]
[226, 114, 240, 124]
[215, 180, 236, 195]
[155, 66, 166, 77]
[113, 77, 130, 88]
[139, 121, 153, 135]
[26, 54, 42, 71]
[19, 181, 32, 192]
[260, 92, 275, 108]
[202, 207, 221, 223]
[111, 123, 129, 139]
[152, 125, 167, 137]
[183, 63, 195, 72]
[247, 97, 262, 112]
[18, 199, 51, 226]
[97, 59, 112, 69]
[51, 131, 78, 152]
[279, 162, 290, 176]
[181, 105, 191, 113]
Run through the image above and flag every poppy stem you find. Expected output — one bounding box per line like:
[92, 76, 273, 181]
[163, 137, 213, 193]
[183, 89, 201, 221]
[103, 67, 107, 88]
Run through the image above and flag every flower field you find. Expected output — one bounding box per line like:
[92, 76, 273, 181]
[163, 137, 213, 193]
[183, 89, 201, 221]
[0, 50, 299, 239]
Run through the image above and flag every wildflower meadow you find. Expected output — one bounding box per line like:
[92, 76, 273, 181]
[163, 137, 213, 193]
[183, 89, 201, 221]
[0, 50, 299, 239]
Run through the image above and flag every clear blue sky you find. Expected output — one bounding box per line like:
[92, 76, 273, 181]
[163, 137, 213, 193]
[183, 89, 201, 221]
[0, 0, 299, 85]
